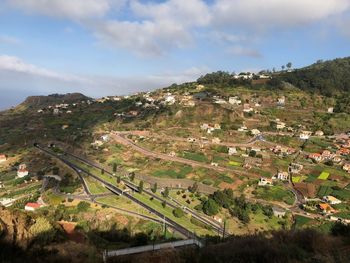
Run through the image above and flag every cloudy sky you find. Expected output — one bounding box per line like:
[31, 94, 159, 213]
[0, 0, 350, 109]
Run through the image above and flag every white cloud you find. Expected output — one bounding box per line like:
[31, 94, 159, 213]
[0, 55, 86, 82]
[0, 35, 21, 45]
[212, 0, 350, 29]
[91, 20, 192, 56]
[130, 0, 211, 27]
[7, 0, 125, 20]
[226, 46, 262, 58]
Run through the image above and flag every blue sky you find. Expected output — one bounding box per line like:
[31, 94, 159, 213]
[0, 0, 350, 109]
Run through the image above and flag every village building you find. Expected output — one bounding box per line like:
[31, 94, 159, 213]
[277, 96, 285, 106]
[319, 203, 336, 214]
[101, 135, 110, 142]
[228, 147, 237, 155]
[228, 96, 242, 105]
[25, 203, 43, 211]
[327, 107, 334, 113]
[212, 137, 221, 144]
[290, 163, 304, 174]
[272, 207, 286, 218]
[299, 131, 312, 140]
[0, 198, 16, 207]
[211, 162, 219, 167]
[187, 137, 196, 143]
[238, 126, 248, 132]
[243, 104, 253, 113]
[164, 95, 176, 105]
[0, 154, 7, 163]
[17, 164, 29, 178]
[0, 182, 4, 188]
[332, 155, 342, 163]
[315, 130, 324, 136]
[343, 163, 350, 173]
[251, 129, 261, 136]
[323, 195, 342, 205]
[308, 153, 323, 162]
[321, 150, 333, 160]
[272, 171, 289, 181]
[214, 98, 227, 104]
[37, 109, 44, 113]
[258, 177, 273, 186]
[53, 108, 60, 115]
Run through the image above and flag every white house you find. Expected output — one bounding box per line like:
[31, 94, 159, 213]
[211, 162, 219, 167]
[164, 95, 176, 105]
[0, 154, 7, 163]
[273, 171, 289, 181]
[258, 178, 272, 186]
[300, 131, 312, 140]
[277, 96, 285, 106]
[315, 130, 324, 137]
[243, 104, 253, 113]
[228, 147, 237, 155]
[272, 207, 286, 218]
[238, 126, 248, 132]
[229, 97, 242, 105]
[251, 129, 261, 136]
[17, 164, 29, 178]
[323, 196, 342, 205]
[212, 137, 221, 144]
[327, 107, 334, 114]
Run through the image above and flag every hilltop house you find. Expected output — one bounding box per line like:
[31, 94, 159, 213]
[277, 96, 285, 106]
[0, 154, 7, 163]
[17, 164, 29, 178]
[299, 131, 312, 140]
[272, 207, 286, 218]
[315, 130, 324, 136]
[229, 96, 242, 105]
[228, 147, 237, 155]
[343, 163, 350, 173]
[258, 177, 273, 186]
[243, 104, 253, 113]
[309, 153, 323, 162]
[272, 171, 289, 181]
[251, 129, 261, 136]
[25, 203, 43, 211]
[319, 203, 336, 214]
[290, 163, 304, 174]
[323, 195, 342, 205]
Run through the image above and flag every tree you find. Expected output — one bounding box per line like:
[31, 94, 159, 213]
[113, 163, 117, 173]
[286, 62, 292, 70]
[117, 176, 121, 183]
[101, 169, 104, 175]
[173, 208, 184, 218]
[281, 65, 285, 71]
[77, 201, 90, 212]
[163, 187, 169, 198]
[202, 198, 219, 216]
[162, 201, 166, 208]
[130, 172, 135, 181]
[151, 183, 157, 193]
[189, 182, 198, 193]
[29, 217, 56, 244]
[138, 181, 144, 193]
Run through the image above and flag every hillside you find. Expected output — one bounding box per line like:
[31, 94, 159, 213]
[18, 93, 91, 110]
[277, 57, 350, 95]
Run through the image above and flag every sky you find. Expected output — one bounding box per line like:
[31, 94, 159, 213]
[0, 0, 350, 109]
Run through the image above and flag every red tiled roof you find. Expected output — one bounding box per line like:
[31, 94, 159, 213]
[25, 203, 42, 208]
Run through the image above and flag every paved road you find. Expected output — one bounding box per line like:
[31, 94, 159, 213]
[35, 145, 201, 239]
[110, 132, 253, 177]
[61, 150, 224, 235]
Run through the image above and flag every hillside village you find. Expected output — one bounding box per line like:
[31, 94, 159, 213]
[1, 61, 350, 261]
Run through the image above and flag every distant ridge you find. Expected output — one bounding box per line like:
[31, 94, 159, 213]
[19, 93, 90, 109]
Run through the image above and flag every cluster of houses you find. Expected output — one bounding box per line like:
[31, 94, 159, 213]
[91, 134, 110, 148]
[200, 123, 221, 134]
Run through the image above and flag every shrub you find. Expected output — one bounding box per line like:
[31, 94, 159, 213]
[173, 208, 184, 218]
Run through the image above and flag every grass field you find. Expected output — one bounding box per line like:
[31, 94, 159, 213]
[85, 177, 110, 195]
[292, 176, 301, 183]
[228, 161, 241, 167]
[182, 151, 209, 163]
[318, 172, 330, 180]
[254, 186, 295, 205]
[152, 166, 192, 179]
[294, 215, 312, 228]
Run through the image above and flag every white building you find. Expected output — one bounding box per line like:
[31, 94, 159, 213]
[258, 178, 272, 186]
[229, 97, 242, 105]
[299, 131, 312, 140]
[251, 129, 261, 135]
[228, 147, 237, 155]
[0, 154, 7, 163]
[323, 195, 342, 205]
[273, 172, 289, 181]
[17, 164, 29, 178]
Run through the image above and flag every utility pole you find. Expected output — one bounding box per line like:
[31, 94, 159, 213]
[222, 219, 226, 240]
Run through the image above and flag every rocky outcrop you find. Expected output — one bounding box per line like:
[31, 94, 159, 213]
[0, 206, 32, 249]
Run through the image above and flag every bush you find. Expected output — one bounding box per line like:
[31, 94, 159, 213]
[203, 199, 219, 216]
[77, 201, 90, 212]
[173, 208, 185, 218]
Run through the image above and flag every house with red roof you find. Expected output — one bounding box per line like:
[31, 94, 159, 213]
[24, 203, 43, 211]
[0, 154, 7, 163]
[309, 153, 323, 162]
